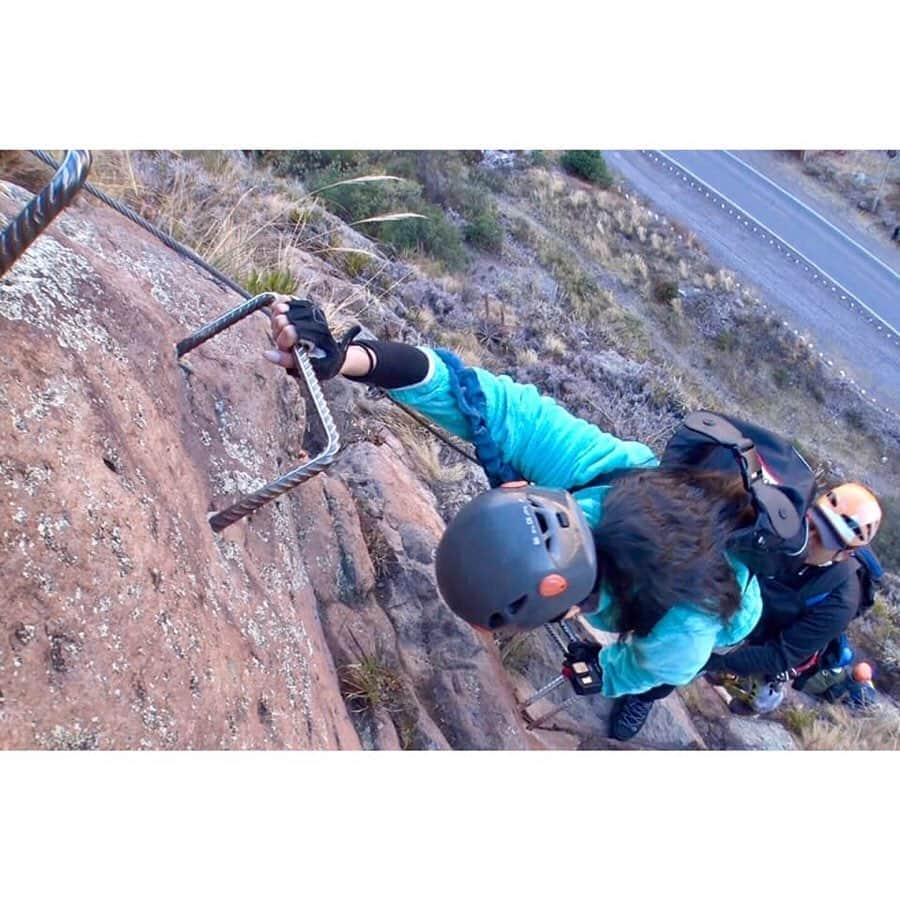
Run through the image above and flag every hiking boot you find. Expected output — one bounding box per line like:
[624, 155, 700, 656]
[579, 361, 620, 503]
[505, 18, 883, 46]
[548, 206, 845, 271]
[728, 697, 758, 717]
[610, 695, 655, 742]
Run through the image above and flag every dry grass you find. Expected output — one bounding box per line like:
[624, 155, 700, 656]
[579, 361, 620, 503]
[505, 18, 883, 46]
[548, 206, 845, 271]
[339, 654, 405, 713]
[88, 151, 405, 325]
[499, 634, 534, 676]
[91, 151, 283, 281]
[784, 701, 900, 751]
[409, 439, 470, 485]
[543, 334, 568, 358]
[438, 330, 484, 368]
[367, 400, 470, 485]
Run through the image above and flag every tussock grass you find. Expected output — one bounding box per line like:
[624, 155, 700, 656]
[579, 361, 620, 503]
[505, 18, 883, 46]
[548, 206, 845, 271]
[405, 304, 437, 333]
[499, 634, 534, 676]
[366, 400, 470, 485]
[543, 334, 567, 358]
[437, 330, 484, 368]
[339, 654, 405, 713]
[784, 701, 900, 751]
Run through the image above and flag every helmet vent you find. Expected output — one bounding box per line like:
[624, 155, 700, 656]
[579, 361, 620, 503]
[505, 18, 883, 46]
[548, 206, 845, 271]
[533, 509, 549, 533]
[508, 595, 528, 617]
[488, 613, 505, 630]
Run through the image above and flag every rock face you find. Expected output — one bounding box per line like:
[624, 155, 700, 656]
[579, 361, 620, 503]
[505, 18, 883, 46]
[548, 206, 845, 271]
[0, 182, 362, 749]
[0, 178, 538, 750]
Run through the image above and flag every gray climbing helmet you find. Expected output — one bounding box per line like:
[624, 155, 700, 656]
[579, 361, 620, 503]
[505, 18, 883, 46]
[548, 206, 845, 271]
[435, 483, 598, 634]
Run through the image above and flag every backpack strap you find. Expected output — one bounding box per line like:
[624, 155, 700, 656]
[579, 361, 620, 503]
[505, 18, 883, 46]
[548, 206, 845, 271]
[854, 546, 884, 582]
[434, 349, 521, 488]
[799, 559, 858, 606]
[681, 412, 801, 540]
[681, 412, 762, 487]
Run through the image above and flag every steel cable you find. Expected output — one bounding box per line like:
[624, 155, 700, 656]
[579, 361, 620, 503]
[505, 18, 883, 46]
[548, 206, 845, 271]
[27, 150, 484, 486]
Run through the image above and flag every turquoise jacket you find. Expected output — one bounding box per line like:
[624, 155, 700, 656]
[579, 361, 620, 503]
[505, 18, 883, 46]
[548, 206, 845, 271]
[389, 348, 762, 698]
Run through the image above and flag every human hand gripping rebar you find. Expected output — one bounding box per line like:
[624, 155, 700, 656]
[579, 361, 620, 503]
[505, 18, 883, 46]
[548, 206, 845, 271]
[176, 292, 340, 531]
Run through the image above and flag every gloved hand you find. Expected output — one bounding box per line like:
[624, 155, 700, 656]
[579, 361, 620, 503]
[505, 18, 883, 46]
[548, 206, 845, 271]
[562, 640, 604, 696]
[269, 297, 361, 380]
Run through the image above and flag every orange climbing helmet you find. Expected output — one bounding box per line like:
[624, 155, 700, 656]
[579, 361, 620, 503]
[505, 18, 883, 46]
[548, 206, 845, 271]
[809, 482, 882, 551]
[852, 661, 874, 683]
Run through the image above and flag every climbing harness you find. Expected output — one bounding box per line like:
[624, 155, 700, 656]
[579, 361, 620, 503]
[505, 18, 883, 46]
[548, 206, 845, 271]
[1, 150, 335, 531]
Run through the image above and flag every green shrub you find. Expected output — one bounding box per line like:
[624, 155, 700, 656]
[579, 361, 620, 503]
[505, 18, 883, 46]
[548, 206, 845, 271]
[311, 169, 466, 270]
[528, 150, 550, 168]
[270, 150, 368, 179]
[875, 494, 900, 572]
[560, 150, 612, 187]
[652, 278, 680, 304]
[771, 367, 791, 389]
[843, 407, 866, 430]
[713, 331, 737, 352]
[244, 268, 297, 295]
[465, 208, 504, 253]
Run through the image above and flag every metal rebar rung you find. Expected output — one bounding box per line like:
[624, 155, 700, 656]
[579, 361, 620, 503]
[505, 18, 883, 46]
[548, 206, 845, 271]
[545, 622, 569, 654]
[1, 150, 92, 278]
[175, 292, 277, 357]
[520, 673, 567, 709]
[176, 293, 340, 531]
[558, 618, 580, 643]
[525, 696, 578, 731]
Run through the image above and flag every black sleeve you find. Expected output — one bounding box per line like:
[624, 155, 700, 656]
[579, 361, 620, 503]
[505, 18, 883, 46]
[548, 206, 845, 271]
[714, 592, 858, 678]
[343, 339, 430, 390]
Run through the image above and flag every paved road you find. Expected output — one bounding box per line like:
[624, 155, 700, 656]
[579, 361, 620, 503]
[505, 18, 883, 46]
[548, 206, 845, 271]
[604, 150, 900, 413]
[664, 150, 899, 335]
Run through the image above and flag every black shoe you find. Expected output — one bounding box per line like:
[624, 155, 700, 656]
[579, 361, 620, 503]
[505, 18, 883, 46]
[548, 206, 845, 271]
[728, 698, 757, 717]
[610, 695, 655, 742]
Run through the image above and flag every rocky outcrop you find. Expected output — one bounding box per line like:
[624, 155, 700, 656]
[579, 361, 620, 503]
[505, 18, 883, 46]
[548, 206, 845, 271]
[0, 177, 541, 750]
[0, 181, 364, 749]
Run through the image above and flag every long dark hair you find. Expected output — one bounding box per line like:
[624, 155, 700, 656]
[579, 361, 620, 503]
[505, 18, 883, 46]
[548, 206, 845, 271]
[594, 466, 756, 636]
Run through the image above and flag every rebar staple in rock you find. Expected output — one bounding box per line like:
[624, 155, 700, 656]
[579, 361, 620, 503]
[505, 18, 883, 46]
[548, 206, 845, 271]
[176, 293, 341, 532]
[1, 150, 92, 277]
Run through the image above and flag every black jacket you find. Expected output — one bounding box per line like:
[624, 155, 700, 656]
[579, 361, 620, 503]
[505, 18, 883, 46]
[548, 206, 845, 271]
[706, 559, 861, 678]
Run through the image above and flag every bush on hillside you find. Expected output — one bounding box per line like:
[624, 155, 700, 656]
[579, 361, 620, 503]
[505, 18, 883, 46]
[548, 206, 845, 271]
[306, 165, 466, 270]
[875, 494, 900, 572]
[465, 208, 504, 253]
[270, 150, 368, 179]
[560, 150, 613, 187]
[652, 278, 680, 304]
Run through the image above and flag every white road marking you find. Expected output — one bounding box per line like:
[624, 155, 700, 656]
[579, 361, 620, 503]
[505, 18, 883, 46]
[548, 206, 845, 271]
[723, 150, 900, 282]
[655, 150, 900, 340]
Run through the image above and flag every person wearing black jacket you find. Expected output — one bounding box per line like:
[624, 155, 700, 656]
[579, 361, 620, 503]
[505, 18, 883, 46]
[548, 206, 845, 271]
[704, 482, 882, 712]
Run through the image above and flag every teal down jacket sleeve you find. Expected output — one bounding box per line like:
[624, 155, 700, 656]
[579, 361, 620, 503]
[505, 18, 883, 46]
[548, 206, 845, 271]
[388, 348, 762, 697]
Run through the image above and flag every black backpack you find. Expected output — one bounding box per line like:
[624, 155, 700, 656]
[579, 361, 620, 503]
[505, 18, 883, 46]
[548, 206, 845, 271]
[573, 410, 818, 578]
[660, 411, 818, 578]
